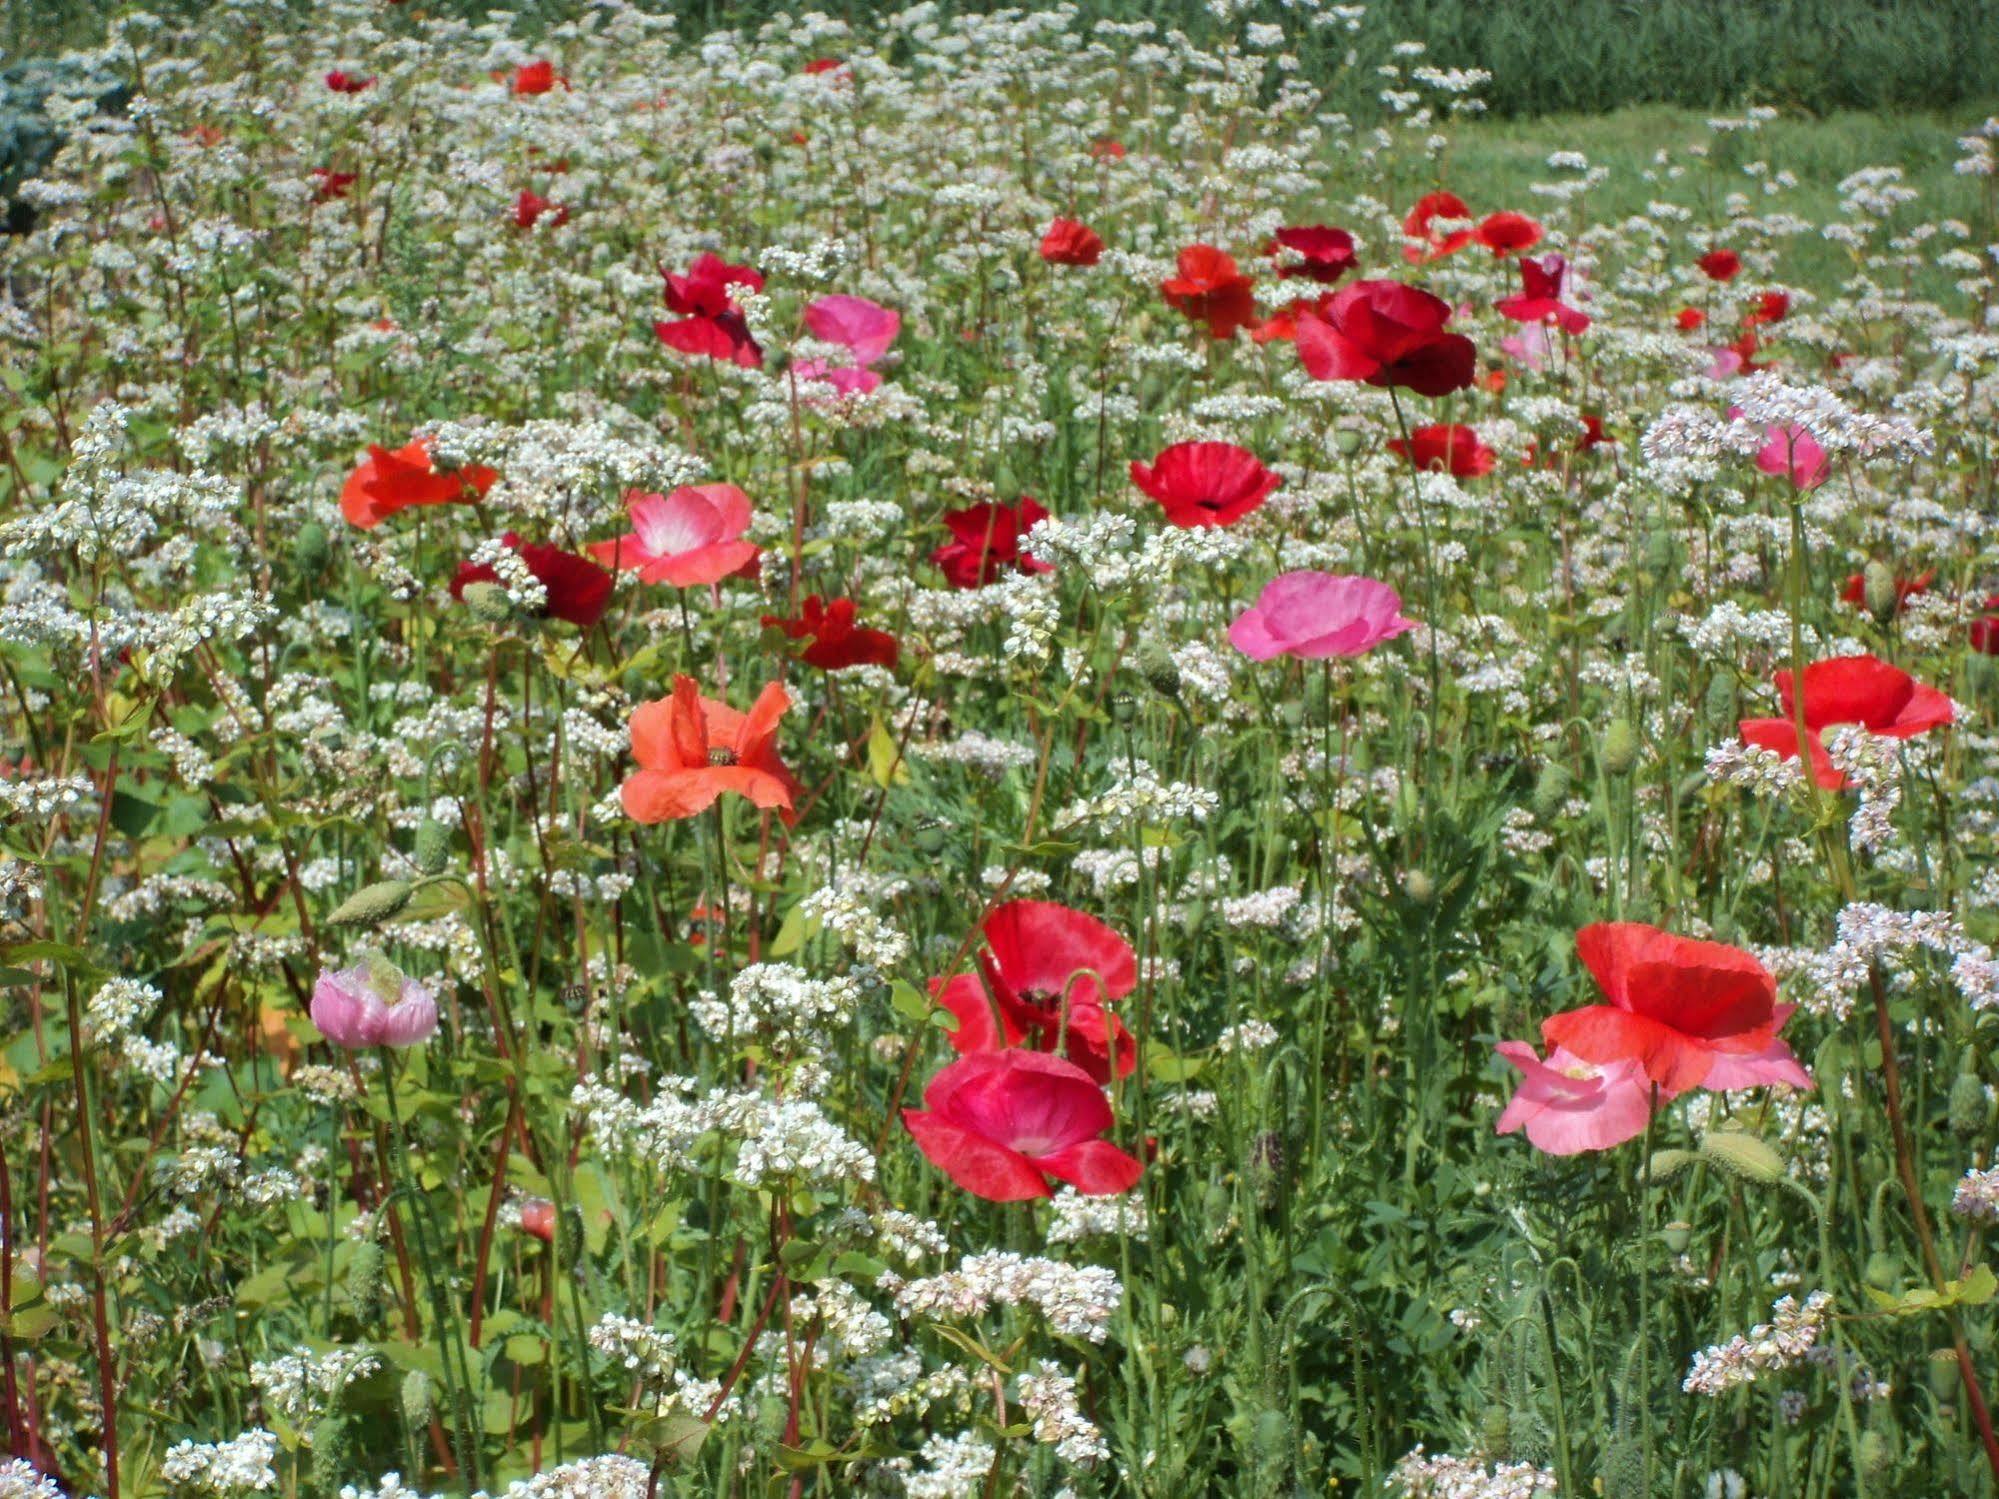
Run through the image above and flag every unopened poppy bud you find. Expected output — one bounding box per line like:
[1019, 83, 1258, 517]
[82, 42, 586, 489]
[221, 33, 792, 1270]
[1531, 761, 1571, 818]
[347, 1239, 385, 1322]
[1599, 718, 1639, 776]
[1158, 1302, 1179, 1328]
[1857, 1429, 1893, 1484]
[327, 879, 412, 929]
[556, 1202, 584, 1264]
[1703, 672, 1737, 729]
[913, 820, 949, 857]
[1401, 869, 1434, 906]
[400, 1369, 434, 1427]
[311, 1417, 352, 1493]
[461, 580, 515, 623]
[1949, 1069, 1988, 1139]
[292, 521, 330, 575]
[1661, 1220, 1692, 1253]
[1136, 641, 1181, 699]
[1864, 1251, 1900, 1291]
[1599, 1437, 1646, 1499]
[412, 818, 451, 876]
[1333, 427, 1365, 457]
[1110, 691, 1139, 725]
[1478, 1405, 1511, 1455]
[1862, 560, 1899, 623]
[1700, 1128, 1784, 1184]
[1247, 1130, 1285, 1205]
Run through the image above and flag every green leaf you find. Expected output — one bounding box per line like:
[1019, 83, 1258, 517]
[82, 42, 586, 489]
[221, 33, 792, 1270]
[866, 714, 909, 788]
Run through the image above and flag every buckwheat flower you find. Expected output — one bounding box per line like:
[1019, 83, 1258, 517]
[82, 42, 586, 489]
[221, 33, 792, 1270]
[1953, 1166, 1999, 1225]
[1216, 1019, 1280, 1053]
[888, 1251, 1123, 1341]
[0, 1460, 63, 1499]
[161, 1428, 281, 1493]
[1683, 1291, 1833, 1395]
[904, 1433, 995, 1499]
[250, 1345, 381, 1433]
[1018, 1360, 1109, 1467]
[86, 977, 163, 1041]
[1048, 1186, 1150, 1244]
[587, 1314, 679, 1395]
[1387, 1447, 1557, 1498]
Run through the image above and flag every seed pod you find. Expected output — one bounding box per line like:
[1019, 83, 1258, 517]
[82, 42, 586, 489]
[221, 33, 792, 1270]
[1950, 1069, 1989, 1139]
[1661, 1220, 1692, 1254]
[1929, 1350, 1961, 1399]
[913, 820, 949, 857]
[327, 879, 413, 929]
[461, 580, 515, 623]
[1700, 1129, 1785, 1184]
[1531, 761, 1571, 819]
[1599, 718, 1640, 777]
[412, 818, 451, 876]
[292, 521, 330, 576]
[1109, 691, 1139, 726]
[1862, 561, 1899, 624]
[1598, 1436, 1647, 1499]
[1136, 640, 1181, 699]
[400, 1369, 434, 1428]
[347, 1239, 385, 1324]
[1333, 427, 1365, 457]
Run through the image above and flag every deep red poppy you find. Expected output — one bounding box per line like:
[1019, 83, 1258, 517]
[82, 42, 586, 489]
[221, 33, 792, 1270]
[340, 440, 496, 529]
[1040, 217, 1104, 267]
[1473, 211, 1542, 257]
[1676, 307, 1707, 331]
[1697, 248, 1741, 282]
[654, 252, 763, 368]
[802, 57, 844, 74]
[762, 595, 900, 671]
[1130, 441, 1280, 528]
[934, 899, 1138, 1083]
[1295, 279, 1476, 398]
[1495, 254, 1589, 334]
[1746, 290, 1790, 325]
[1402, 191, 1474, 263]
[512, 60, 561, 96]
[1541, 923, 1783, 1094]
[513, 190, 568, 230]
[1839, 568, 1935, 614]
[1250, 292, 1337, 344]
[1269, 225, 1357, 283]
[1973, 596, 1999, 655]
[325, 71, 373, 94]
[1388, 423, 1495, 479]
[450, 532, 612, 628]
[1740, 654, 1954, 789]
[903, 1050, 1143, 1201]
[1090, 138, 1125, 160]
[1160, 245, 1258, 340]
[311, 168, 358, 203]
[931, 499, 1053, 588]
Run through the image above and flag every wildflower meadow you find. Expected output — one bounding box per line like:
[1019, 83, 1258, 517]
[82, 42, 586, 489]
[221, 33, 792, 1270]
[6, 4, 1999, 1496]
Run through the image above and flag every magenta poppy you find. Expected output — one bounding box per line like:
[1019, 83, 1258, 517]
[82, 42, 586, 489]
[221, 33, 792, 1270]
[903, 1051, 1143, 1201]
[1494, 1042, 1655, 1155]
[1228, 571, 1415, 661]
[1294, 280, 1476, 398]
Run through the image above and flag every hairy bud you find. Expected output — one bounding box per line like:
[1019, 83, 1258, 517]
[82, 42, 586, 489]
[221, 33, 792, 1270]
[1531, 760, 1571, 819]
[1950, 1069, 1988, 1140]
[292, 521, 330, 576]
[1135, 640, 1181, 700]
[1700, 1129, 1785, 1184]
[400, 1369, 434, 1428]
[1862, 561, 1899, 624]
[412, 818, 451, 877]
[1599, 718, 1640, 777]
[328, 879, 413, 929]
[461, 580, 515, 623]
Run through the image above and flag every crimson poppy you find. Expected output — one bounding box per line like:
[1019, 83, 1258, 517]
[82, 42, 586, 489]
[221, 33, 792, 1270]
[1269, 225, 1357, 283]
[654, 252, 763, 368]
[1739, 654, 1954, 789]
[450, 533, 611, 628]
[1160, 245, 1257, 340]
[1295, 279, 1476, 398]
[931, 499, 1052, 588]
[1090, 138, 1125, 160]
[1402, 191, 1474, 263]
[903, 1050, 1143, 1201]
[622, 676, 800, 826]
[762, 595, 899, 671]
[1387, 423, 1494, 479]
[1495, 254, 1590, 335]
[1541, 923, 1787, 1094]
[340, 440, 496, 529]
[325, 71, 372, 93]
[1697, 248, 1741, 282]
[1746, 290, 1790, 325]
[512, 60, 560, 96]
[311, 168, 357, 203]
[802, 57, 844, 75]
[1250, 292, 1336, 344]
[513, 190, 568, 230]
[1676, 307, 1707, 331]
[1040, 217, 1104, 267]
[934, 899, 1138, 1083]
[1473, 211, 1542, 256]
[1130, 441, 1280, 528]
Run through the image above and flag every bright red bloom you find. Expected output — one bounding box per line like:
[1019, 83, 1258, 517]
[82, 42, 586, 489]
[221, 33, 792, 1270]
[1839, 568, 1935, 613]
[511, 60, 561, 96]
[1130, 441, 1280, 528]
[1676, 307, 1707, 331]
[311, 168, 357, 203]
[904, 1050, 1143, 1201]
[1542, 923, 1785, 1094]
[1269, 225, 1357, 283]
[1040, 217, 1104, 266]
[762, 595, 899, 671]
[1295, 279, 1477, 398]
[654, 252, 763, 368]
[1387, 423, 1494, 478]
[1746, 290, 1790, 325]
[1740, 654, 1955, 789]
[325, 71, 373, 93]
[1495, 254, 1590, 334]
[802, 57, 844, 74]
[1473, 211, 1542, 256]
[513, 190, 568, 230]
[1697, 248, 1741, 282]
[934, 899, 1138, 1083]
[340, 440, 496, 529]
[1402, 191, 1474, 263]
[622, 676, 800, 826]
[1160, 245, 1257, 340]
[1972, 595, 1999, 655]
[931, 499, 1053, 588]
[1250, 292, 1336, 344]
[1089, 138, 1125, 160]
[450, 532, 612, 628]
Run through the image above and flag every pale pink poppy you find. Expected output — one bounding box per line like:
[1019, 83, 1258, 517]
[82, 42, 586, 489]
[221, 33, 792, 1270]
[1754, 422, 1828, 490]
[1500, 321, 1551, 371]
[1227, 571, 1416, 661]
[791, 358, 882, 396]
[311, 962, 439, 1049]
[803, 294, 900, 368]
[1700, 1005, 1813, 1090]
[589, 484, 759, 587]
[1493, 1041, 1654, 1155]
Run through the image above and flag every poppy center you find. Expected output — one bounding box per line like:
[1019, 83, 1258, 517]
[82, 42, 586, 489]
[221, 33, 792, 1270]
[707, 747, 737, 767]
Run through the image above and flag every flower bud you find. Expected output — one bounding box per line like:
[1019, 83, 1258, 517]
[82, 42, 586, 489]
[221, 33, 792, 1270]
[1479, 1404, 1511, 1456]
[1135, 640, 1181, 699]
[347, 1239, 385, 1323]
[1864, 1251, 1900, 1291]
[1700, 1128, 1785, 1184]
[292, 521, 330, 576]
[461, 580, 516, 623]
[1703, 672, 1737, 730]
[327, 879, 413, 929]
[400, 1369, 434, 1428]
[311, 1416, 353, 1493]
[556, 1202, 585, 1265]
[1858, 1428, 1893, 1485]
[1862, 561, 1899, 623]
[1599, 1437, 1646, 1499]
[1530, 761, 1571, 819]
[1599, 718, 1640, 777]
[412, 818, 451, 876]
[1950, 1069, 1989, 1139]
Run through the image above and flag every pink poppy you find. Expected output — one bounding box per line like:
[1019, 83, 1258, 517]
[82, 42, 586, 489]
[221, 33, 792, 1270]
[1754, 423, 1828, 490]
[1494, 1042, 1655, 1154]
[1228, 571, 1416, 661]
[791, 360, 881, 396]
[903, 1051, 1143, 1201]
[804, 294, 900, 368]
[589, 484, 759, 587]
[311, 962, 439, 1049]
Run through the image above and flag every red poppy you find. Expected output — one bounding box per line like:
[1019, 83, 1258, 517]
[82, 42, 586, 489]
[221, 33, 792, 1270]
[1250, 292, 1336, 344]
[1130, 441, 1280, 528]
[1089, 138, 1125, 160]
[931, 499, 1052, 588]
[1473, 211, 1542, 256]
[1676, 307, 1707, 331]
[654, 252, 763, 368]
[340, 440, 496, 529]
[1160, 245, 1257, 340]
[1971, 596, 1999, 654]
[1746, 290, 1790, 325]
[622, 676, 800, 826]
[1697, 248, 1741, 282]
[1711, 330, 1767, 377]
[450, 533, 612, 628]
[311, 168, 358, 203]
[511, 60, 561, 96]
[762, 595, 899, 671]
[802, 57, 844, 74]
[1388, 423, 1495, 478]
[1040, 217, 1104, 266]
[1269, 225, 1357, 283]
[518, 1199, 556, 1243]
[934, 899, 1138, 1083]
[1295, 279, 1476, 398]
[1577, 414, 1611, 450]
[1739, 654, 1954, 789]
[1402, 191, 1474, 263]
[1839, 568, 1935, 614]
[325, 71, 373, 93]
[513, 190, 568, 230]
[1541, 923, 1784, 1094]
[903, 1050, 1143, 1201]
[1495, 254, 1590, 334]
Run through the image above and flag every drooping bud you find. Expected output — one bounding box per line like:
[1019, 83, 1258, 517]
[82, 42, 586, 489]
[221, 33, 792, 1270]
[327, 879, 413, 929]
[311, 1416, 353, 1493]
[1599, 1437, 1646, 1499]
[1135, 640, 1181, 699]
[400, 1369, 434, 1428]
[1531, 761, 1571, 819]
[1599, 718, 1640, 777]
[347, 1239, 385, 1324]
[292, 521, 330, 576]
[1864, 1251, 1900, 1291]
[556, 1202, 585, 1265]
[1862, 561, 1899, 623]
[1703, 672, 1737, 730]
[1700, 1129, 1785, 1184]
[412, 818, 451, 876]
[1950, 1065, 1989, 1139]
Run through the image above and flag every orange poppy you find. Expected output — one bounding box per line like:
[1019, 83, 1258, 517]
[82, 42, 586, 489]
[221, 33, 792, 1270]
[622, 676, 800, 825]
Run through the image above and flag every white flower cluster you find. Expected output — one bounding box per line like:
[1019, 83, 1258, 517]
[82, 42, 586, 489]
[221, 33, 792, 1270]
[1047, 1186, 1150, 1244]
[85, 977, 163, 1041]
[161, 1428, 281, 1493]
[800, 884, 913, 968]
[1052, 756, 1219, 835]
[572, 1076, 876, 1189]
[250, 1345, 381, 1434]
[0, 1460, 63, 1499]
[691, 961, 865, 1047]
[1952, 1166, 1999, 1225]
[901, 1432, 995, 1499]
[1683, 1291, 1834, 1396]
[587, 1313, 678, 1396]
[884, 1251, 1122, 1342]
[1387, 1447, 1558, 1498]
[1017, 1359, 1110, 1466]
